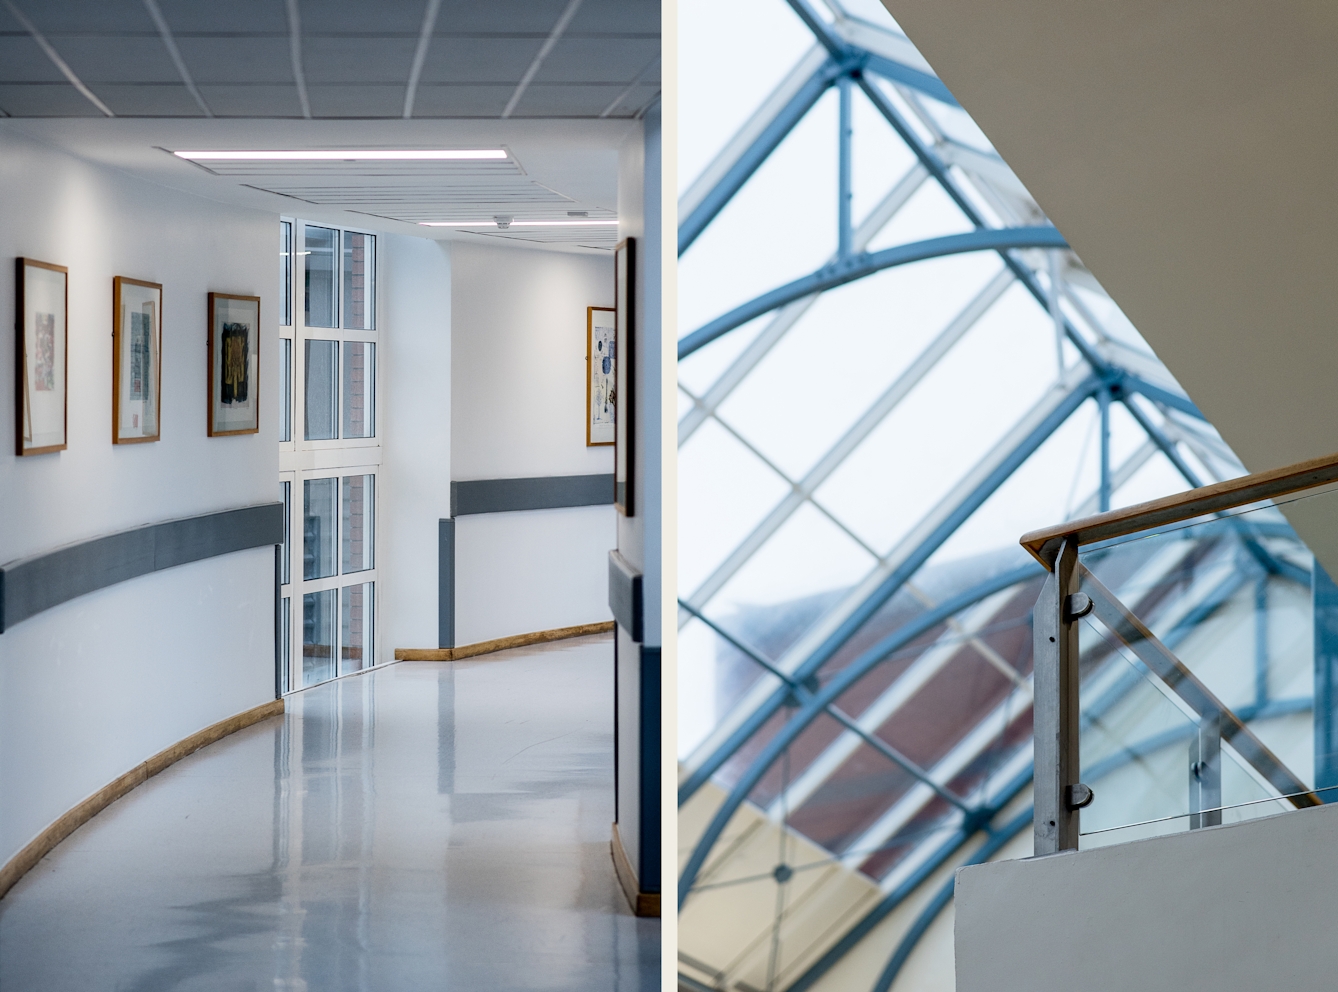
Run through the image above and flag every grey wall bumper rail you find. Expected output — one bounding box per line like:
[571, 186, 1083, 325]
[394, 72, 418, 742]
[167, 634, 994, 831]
[609, 550, 644, 642]
[451, 474, 614, 516]
[0, 503, 284, 632]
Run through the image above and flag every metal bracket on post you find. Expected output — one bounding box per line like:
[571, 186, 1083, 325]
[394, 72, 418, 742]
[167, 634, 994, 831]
[1190, 715, 1222, 829]
[1034, 537, 1084, 854]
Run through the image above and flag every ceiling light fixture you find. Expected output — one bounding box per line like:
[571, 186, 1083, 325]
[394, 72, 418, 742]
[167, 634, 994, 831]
[173, 149, 507, 162]
[419, 219, 619, 228]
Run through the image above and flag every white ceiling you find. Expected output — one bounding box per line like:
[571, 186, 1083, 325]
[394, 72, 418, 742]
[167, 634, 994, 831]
[3, 117, 631, 252]
[0, 0, 659, 120]
[0, 0, 656, 252]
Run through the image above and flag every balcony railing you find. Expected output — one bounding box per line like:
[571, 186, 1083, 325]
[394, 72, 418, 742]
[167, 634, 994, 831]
[1023, 451, 1338, 853]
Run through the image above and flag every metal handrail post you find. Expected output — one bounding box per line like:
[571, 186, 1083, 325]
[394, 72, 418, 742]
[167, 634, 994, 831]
[1033, 537, 1084, 854]
[1189, 715, 1223, 829]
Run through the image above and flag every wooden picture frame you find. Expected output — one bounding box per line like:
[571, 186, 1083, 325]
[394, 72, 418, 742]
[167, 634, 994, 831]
[207, 292, 260, 436]
[112, 276, 163, 444]
[587, 305, 616, 447]
[15, 257, 69, 456]
[614, 238, 635, 515]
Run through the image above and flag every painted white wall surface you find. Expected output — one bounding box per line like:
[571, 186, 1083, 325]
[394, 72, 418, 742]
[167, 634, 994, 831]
[379, 235, 451, 660]
[447, 238, 616, 647]
[0, 126, 277, 560]
[0, 127, 277, 869]
[450, 240, 614, 481]
[955, 804, 1338, 992]
[454, 504, 614, 646]
[0, 551, 274, 866]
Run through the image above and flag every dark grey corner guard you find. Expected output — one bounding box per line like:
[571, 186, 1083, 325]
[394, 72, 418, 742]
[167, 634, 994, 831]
[0, 502, 284, 633]
[608, 549, 643, 643]
[452, 474, 614, 516]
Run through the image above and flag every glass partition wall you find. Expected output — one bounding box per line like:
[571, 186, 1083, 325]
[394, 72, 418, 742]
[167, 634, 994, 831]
[278, 219, 380, 693]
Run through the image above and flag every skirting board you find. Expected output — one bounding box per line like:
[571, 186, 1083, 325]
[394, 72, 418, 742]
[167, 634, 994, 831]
[611, 821, 660, 917]
[395, 620, 615, 662]
[0, 697, 284, 901]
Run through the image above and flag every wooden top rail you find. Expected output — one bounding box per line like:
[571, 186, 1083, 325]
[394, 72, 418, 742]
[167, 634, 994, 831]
[1021, 450, 1338, 569]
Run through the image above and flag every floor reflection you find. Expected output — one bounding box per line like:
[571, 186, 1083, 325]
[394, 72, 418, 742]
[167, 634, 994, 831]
[0, 636, 658, 990]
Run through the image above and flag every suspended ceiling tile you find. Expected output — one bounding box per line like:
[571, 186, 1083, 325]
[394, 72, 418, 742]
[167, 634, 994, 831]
[53, 35, 184, 84]
[302, 36, 418, 85]
[12, 0, 149, 35]
[298, 0, 425, 35]
[568, 0, 661, 36]
[173, 37, 295, 85]
[536, 37, 660, 84]
[511, 83, 630, 118]
[605, 83, 660, 118]
[408, 83, 511, 118]
[92, 83, 206, 117]
[193, 83, 304, 117]
[0, 37, 67, 83]
[306, 83, 406, 118]
[417, 36, 538, 85]
[433, 0, 573, 35]
[0, 83, 100, 116]
[157, 0, 287, 34]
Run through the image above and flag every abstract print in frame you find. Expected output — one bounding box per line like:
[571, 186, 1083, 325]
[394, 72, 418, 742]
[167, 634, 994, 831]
[614, 238, 635, 515]
[112, 276, 162, 443]
[15, 257, 68, 456]
[207, 292, 260, 436]
[587, 305, 616, 446]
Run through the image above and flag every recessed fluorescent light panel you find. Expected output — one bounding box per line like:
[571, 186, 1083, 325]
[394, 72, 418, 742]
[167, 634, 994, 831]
[420, 220, 619, 228]
[173, 149, 507, 161]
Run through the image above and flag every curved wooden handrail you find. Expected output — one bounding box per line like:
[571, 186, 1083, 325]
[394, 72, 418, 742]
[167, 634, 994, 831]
[1021, 450, 1338, 569]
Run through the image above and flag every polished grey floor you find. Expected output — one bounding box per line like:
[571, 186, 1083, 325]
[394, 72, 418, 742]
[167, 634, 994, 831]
[0, 636, 658, 991]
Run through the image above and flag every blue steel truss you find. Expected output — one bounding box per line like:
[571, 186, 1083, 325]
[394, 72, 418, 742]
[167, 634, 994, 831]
[675, 2, 1310, 990]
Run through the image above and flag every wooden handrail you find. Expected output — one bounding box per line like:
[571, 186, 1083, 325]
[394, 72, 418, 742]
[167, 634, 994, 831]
[1021, 450, 1338, 569]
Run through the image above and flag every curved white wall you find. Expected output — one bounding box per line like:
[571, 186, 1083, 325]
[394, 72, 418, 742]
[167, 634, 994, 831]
[0, 126, 277, 870]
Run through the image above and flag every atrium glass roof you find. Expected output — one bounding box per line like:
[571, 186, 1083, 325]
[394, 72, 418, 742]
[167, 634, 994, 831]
[676, 2, 1315, 990]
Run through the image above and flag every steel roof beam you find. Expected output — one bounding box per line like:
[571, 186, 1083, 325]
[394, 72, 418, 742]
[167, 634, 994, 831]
[680, 365, 1099, 796]
[680, 45, 830, 221]
[677, 560, 1043, 905]
[679, 226, 1066, 359]
[854, 73, 1112, 378]
[765, 586, 1020, 817]
[679, 52, 846, 256]
[678, 161, 931, 445]
[682, 267, 1013, 613]
[780, 763, 1034, 992]
[867, 809, 1032, 992]
[680, 600, 973, 814]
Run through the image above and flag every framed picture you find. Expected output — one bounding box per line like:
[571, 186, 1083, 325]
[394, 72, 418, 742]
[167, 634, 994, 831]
[112, 277, 162, 443]
[15, 257, 68, 456]
[587, 305, 615, 446]
[614, 238, 635, 515]
[207, 292, 260, 436]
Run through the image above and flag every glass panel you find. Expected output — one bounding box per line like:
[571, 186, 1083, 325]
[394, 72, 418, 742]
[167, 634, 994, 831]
[279, 337, 292, 442]
[280, 596, 291, 694]
[304, 225, 338, 328]
[342, 341, 375, 438]
[302, 589, 336, 687]
[280, 220, 292, 327]
[341, 582, 373, 675]
[1072, 491, 1331, 848]
[304, 340, 338, 440]
[342, 474, 374, 573]
[280, 481, 291, 585]
[342, 231, 375, 330]
[303, 477, 337, 580]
